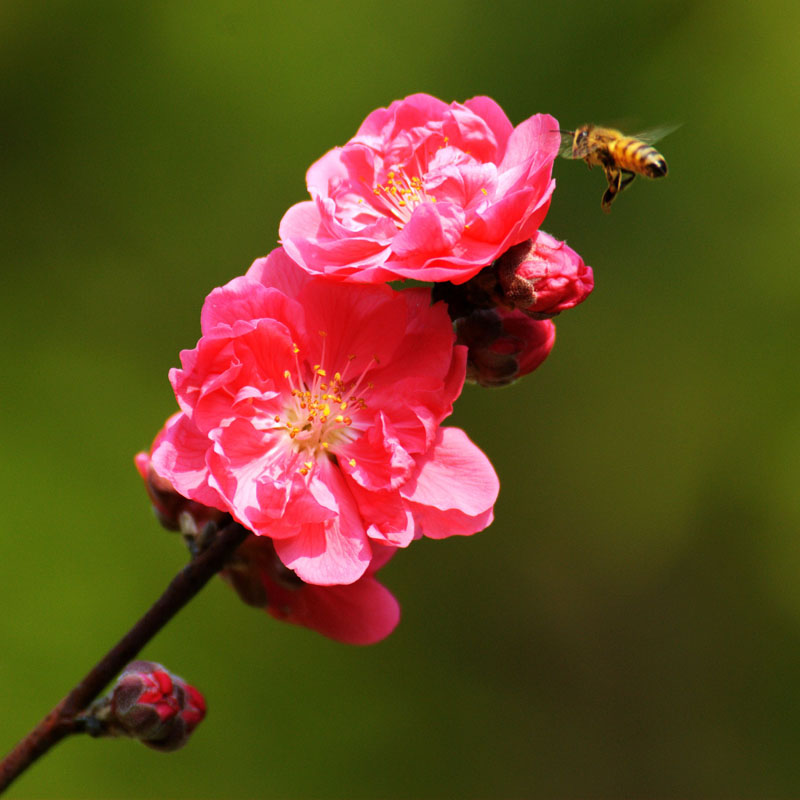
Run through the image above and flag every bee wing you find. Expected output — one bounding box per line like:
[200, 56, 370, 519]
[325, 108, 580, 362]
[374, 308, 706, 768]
[557, 132, 576, 158]
[630, 123, 682, 145]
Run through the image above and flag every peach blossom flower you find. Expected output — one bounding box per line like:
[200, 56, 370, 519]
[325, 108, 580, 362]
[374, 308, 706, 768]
[279, 93, 560, 285]
[151, 248, 498, 586]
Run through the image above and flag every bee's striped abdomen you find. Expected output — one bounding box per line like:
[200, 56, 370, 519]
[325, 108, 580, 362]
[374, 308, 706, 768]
[611, 138, 668, 178]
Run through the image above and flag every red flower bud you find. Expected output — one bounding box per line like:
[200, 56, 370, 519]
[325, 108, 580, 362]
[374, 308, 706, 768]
[455, 307, 556, 388]
[495, 231, 594, 318]
[107, 661, 206, 751]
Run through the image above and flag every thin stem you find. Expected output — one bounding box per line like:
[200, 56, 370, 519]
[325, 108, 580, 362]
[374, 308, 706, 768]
[0, 519, 250, 795]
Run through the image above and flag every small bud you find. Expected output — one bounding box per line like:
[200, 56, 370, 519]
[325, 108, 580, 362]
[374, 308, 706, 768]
[87, 661, 206, 751]
[455, 307, 556, 388]
[494, 231, 594, 318]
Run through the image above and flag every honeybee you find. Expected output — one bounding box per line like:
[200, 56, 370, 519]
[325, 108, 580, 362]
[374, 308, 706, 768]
[558, 124, 676, 212]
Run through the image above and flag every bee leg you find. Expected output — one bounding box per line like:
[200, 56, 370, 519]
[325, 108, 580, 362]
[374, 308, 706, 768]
[618, 170, 636, 194]
[601, 167, 622, 213]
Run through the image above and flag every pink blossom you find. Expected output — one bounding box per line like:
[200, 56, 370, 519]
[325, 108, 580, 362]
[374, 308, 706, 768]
[279, 93, 560, 285]
[495, 231, 594, 318]
[222, 535, 399, 645]
[151, 247, 499, 586]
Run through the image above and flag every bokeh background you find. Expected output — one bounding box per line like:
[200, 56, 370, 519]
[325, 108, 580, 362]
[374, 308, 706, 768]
[2, 1, 799, 797]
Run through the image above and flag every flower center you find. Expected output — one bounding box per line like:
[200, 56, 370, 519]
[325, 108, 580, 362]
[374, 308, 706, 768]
[272, 332, 373, 476]
[371, 165, 435, 226]
[358, 136, 459, 229]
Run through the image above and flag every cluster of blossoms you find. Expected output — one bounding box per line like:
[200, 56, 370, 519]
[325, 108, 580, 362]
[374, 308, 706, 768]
[137, 93, 593, 645]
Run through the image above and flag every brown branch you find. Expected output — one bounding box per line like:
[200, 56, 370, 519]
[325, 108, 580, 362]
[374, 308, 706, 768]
[0, 519, 250, 794]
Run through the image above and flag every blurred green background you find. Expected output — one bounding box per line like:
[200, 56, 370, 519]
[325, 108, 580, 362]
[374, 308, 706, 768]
[2, 0, 800, 797]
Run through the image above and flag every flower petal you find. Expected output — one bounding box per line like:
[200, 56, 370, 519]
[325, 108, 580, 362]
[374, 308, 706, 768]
[150, 413, 224, 510]
[391, 202, 465, 259]
[273, 461, 371, 585]
[400, 426, 499, 538]
[271, 577, 400, 645]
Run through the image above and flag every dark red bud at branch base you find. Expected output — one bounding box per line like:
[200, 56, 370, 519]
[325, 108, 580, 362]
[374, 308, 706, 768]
[87, 661, 206, 752]
[455, 307, 556, 388]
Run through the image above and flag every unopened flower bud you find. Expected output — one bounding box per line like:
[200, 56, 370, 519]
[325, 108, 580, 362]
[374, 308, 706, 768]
[455, 307, 556, 388]
[495, 231, 594, 318]
[91, 661, 206, 751]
